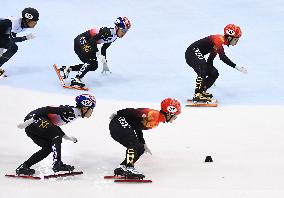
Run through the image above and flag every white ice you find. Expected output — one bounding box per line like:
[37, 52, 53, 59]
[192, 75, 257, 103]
[0, 0, 284, 197]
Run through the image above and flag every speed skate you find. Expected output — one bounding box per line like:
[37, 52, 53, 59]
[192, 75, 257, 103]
[53, 64, 89, 91]
[104, 175, 152, 183]
[186, 99, 218, 107]
[5, 171, 83, 180]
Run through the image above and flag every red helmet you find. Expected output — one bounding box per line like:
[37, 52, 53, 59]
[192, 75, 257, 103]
[161, 98, 181, 115]
[224, 24, 242, 38]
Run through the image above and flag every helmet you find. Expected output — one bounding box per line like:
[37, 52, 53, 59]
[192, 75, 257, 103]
[114, 16, 131, 32]
[161, 98, 181, 115]
[224, 24, 242, 38]
[22, 7, 39, 21]
[75, 94, 96, 108]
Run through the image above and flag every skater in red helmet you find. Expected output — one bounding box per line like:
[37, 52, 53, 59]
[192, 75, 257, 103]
[185, 24, 247, 103]
[109, 98, 181, 179]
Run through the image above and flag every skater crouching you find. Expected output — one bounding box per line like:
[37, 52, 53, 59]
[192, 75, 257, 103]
[59, 16, 131, 88]
[0, 7, 38, 76]
[185, 24, 247, 103]
[109, 98, 181, 179]
[15, 94, 96, 175]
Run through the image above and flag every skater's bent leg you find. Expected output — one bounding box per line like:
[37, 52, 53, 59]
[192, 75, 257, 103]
[120, 143, 145, 166]
[185, 50, 208, 94]
[69, 64, 84, 71]
[24, 132, 53, 167]
[51, 136, 63, 162]
[109, 116, 144, 166]
[77, 60, 98, 79]
[24, 145, 52, 167]
[204, 66, 219, 90]
[195, 76, 205, 94]
[0, 42, 18, 67]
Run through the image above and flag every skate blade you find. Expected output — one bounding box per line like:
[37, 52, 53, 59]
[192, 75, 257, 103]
[63, 85, 89, 91]
[114, 178, 152, 183]
[5, 174, 41, 180]
[186, 103, 218, 107]
[104, 175, 126, 179]
[187, 99, 217, 103]
[186, 99, 218, 107]
[44, 171, 83, 179]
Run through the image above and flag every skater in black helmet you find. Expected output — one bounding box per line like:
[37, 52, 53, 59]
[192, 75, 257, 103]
[0, 7, 39, 77]
[59, 16, 131, 88]
[185, 24, 248, 103]
[15, 94, 96, 175]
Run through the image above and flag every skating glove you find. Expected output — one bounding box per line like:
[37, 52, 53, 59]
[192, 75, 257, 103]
[96, 52, 111, 74]
[17, 118, 35, 129]
[63, 135, 78, 143]
[235, 65, 248, 74]
[25, 33, 36, 40]
[101, 62, 111, 74]
[144, 144, 152, 155]
[96, 52, 107, 64]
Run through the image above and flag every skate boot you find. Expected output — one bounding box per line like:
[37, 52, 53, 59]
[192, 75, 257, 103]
[52, 161, 75, 172]
[16, 163, 35, 175]
[60, 66, 71, 79]
[114, 165, 127, 176]
[202, 91, 213, 98]
[0, 68, 6, 77]
[70, 76, 85, 87]
[123, 166, 145, 179]
[192, 93, 212, 103]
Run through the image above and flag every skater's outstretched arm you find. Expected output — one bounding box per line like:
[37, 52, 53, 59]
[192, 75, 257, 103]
[63, 134, 78, 143]
[215, 48, 247, 73]
[0, 19, 34, 43]
[216, 47, 236, 68]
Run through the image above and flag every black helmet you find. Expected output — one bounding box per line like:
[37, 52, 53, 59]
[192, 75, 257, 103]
[22, 7, 39, 21]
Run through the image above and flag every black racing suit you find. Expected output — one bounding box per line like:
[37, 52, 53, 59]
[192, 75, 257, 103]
[109, 108, 161, 167]
[22, 105, 77, 168]
[185, 34, 236, 93]
[70, 27, 115, 79]
[0, 19, 28, 68]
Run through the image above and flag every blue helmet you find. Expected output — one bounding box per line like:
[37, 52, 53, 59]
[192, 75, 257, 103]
[75, 94, 96, 108]
[114, 16, 131, 32]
